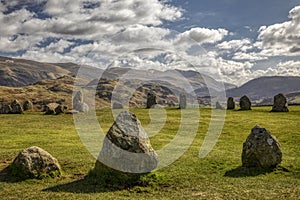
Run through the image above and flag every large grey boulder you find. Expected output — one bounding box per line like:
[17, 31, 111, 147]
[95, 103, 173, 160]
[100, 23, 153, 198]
[146, 92, 157, 109]
[227, 97, 235, 110]
[23, 100, 33, 111]
[10, 100, 23, 114]
[179, 94, 187, 109]
[271, 93, 289, 112]
[95, 111, 158, 173]
[239, 95, 251, 110]
[242, 125, 282, 169]
[0, 104, 12, 114]
[11, 146, 61, 179]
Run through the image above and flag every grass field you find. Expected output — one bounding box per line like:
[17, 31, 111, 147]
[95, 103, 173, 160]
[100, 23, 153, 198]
[0, 106, 299, 199]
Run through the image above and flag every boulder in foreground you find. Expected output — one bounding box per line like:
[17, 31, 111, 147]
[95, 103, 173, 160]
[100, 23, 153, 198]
[95, 111, 158, 174]
[11, 146, 61, 179]
[242, 125, 282, 169]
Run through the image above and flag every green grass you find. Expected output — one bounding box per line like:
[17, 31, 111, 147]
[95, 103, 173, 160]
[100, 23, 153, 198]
[0, 106, 299, 199]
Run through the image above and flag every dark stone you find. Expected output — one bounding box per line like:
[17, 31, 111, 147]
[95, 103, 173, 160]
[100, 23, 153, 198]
[10, 100, 23, 114]
[0, 104, 12, 114]
[227, 97, 235, 110]
[54, 105, 65, 115]
[242, 125, 282, 169]
[179, 94, 187, 109]
[239, 95, 251, 110]
[11, 146, 61, 179]
[146, 92, 157, 109]
[271, 93, 289, 112]
[96, 111, 158, 173]
[23, 100, 33, 111]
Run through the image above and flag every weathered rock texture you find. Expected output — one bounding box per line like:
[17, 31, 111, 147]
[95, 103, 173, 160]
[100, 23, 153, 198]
[271, 93, 289, 112]
[146, 92, 157, 109]
[227, 97, 235, 110]
[10, 100, 23, 114]
[242, 125, 282, 169]
[0, 104, 12, 114]
[179, 94, 187, 109]
[54, 105, 66, 115]
[95, 111, 158, 173]
[239, 95, 251, 110]
[23, 100, 33, 111]
[11, 146, 61, 178]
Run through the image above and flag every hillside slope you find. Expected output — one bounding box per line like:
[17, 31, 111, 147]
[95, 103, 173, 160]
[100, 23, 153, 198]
[226, 76, 300, 99]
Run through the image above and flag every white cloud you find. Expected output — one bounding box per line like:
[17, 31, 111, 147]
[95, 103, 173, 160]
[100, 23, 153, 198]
[175, 27, 228, 45]
[232, 52, 267, 61]
[217, 39, 251, 51]
[258, 5, 300, 56]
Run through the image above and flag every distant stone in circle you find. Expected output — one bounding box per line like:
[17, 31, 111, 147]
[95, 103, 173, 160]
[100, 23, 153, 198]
[239, 95, 251, 110]
[227, 97, 235, 110]
[271, 93, 289, 112]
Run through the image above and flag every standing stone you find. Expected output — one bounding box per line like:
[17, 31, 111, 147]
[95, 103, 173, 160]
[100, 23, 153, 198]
[0, 104, 12, 114]
[146, 92, 157, 109]
[227, 97, 235, 110]
[10, 100, 23, 114]
[73, 91, 83, 111]
[216, 101, 224, 110]
[179, 94, 187, 109]
[112, 102, 123, 109]
[95, 111, 158, 173]
[11, 146, 61, 179]
[239, 95, 251, 110]
[54, 105, 65, 115]
[44, 103, 59, 115]
[23, 100, 33, 111]
[242, 125, 282, 169]
[271, 93, 289, 112]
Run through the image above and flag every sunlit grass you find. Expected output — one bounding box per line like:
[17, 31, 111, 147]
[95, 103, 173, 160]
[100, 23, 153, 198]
[0, 106, 299, 199]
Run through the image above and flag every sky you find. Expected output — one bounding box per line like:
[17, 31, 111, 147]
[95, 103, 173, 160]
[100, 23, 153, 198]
[0, 0, 300, 85]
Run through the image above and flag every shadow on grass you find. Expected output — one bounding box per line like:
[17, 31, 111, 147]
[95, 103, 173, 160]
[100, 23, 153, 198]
[44, 165, 159, 194]
[224, 166, 290, 177]
[43, 175, 123, 193]
[0, 166, 25, 183]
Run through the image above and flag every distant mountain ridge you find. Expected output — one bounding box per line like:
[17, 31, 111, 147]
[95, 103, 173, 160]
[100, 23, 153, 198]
[1, 56, 300, 102]
[226, 76, 300, 99]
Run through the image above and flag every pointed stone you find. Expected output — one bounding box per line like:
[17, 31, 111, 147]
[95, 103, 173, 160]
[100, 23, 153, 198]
[95, 111, 158, 173]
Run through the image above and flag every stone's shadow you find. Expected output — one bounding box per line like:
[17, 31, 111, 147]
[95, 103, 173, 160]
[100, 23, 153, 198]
[44, 175, 123, 193]
[0, 166, 25, 183]
[44, 164, 159, 194]
[224, 166, 290, 178]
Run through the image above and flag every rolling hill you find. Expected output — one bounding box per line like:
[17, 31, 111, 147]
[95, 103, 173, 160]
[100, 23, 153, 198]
[226, 76, 300, 99]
